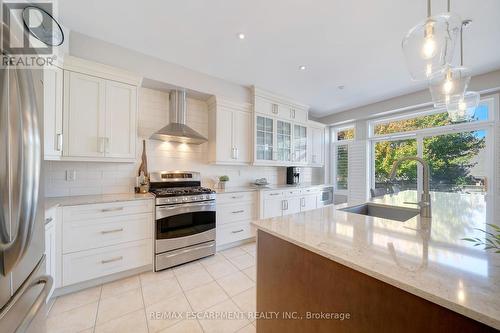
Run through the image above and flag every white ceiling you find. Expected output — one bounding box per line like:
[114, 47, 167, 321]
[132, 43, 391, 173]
[58, 0, 500, 117]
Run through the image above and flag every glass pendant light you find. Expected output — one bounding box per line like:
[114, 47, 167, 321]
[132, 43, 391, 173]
[402, 0, 461, 80]
[446, 91, 480, 123]
[445, 20, 480, 122]
[428, 65, 470, 107]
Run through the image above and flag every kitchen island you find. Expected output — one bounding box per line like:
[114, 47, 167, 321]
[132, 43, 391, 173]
[252, 191, 499, 332]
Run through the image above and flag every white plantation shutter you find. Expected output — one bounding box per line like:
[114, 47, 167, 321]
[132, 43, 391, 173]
[348, 140, 369, 204]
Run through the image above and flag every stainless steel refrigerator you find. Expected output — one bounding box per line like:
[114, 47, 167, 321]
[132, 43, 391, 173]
[0, 22, 52, 333]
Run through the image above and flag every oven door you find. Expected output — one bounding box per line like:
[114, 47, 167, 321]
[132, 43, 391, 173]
[318, 187, 334, 206]
[155, 201, 216, 253]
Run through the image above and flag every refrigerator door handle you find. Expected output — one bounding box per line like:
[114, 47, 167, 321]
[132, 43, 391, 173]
[14, 275, 52, 333]
[0, 67, 41, 275]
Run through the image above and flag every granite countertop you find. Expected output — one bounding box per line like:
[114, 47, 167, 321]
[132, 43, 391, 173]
[252, 190, 500, 329]
[45, 193, 154, 210]
[214, 183, 333, 194]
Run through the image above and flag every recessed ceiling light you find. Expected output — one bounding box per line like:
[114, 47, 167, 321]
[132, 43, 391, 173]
[337, 85, 345, 90]
[299, 65, 306, 71]
[237, 33, 245, 40]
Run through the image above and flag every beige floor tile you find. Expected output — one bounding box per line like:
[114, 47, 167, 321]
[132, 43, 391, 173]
[198, 299, 250, 333]
[217, 271, 254, 296]
[96, 288, 144, 325]
[76, 329, 93, 333]
[142, 276, 183, 306]
[49, 286, 101, 316]
[239, 242, 256, 254]
[241, 266, 256, 282]
[184, 281, 228, 311]
[176, 267, 213, 291]
[158, 319, 203, 333]
[237, 323, 257, 333]
[220, 247, 247, 259]
[199, 253, 229, 267]
[100, 276, 140, 299]
[139, 268, 175, 287]
[232, 287, 256, 314]
[228, 253, 255, 270]
[46, 302, 98, 333]
[94, 309, 148, 333]
[145, 293, 192, 333]
[173, 261, 204, 276]
[204, 260, 238, 279]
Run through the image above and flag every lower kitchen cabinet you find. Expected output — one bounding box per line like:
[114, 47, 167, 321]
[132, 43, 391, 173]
[259, 187, 320, 219]
[216, 191, 257, 247]
[44, 207, 57, 300]
[57, 199, 153, 288]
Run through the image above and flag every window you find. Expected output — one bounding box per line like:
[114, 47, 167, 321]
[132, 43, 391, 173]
[370, 98, 494, 194]
[336, 127, 355, 141]
[331, 125, 355, 192]
[372, 102, 490, 136]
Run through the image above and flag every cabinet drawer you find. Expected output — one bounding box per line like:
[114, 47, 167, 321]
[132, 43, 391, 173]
[301, 187, 320, 195]
[217, 203, 255, 225]
[283, 189, 301, 197]
[217, 221, 255, 246]
[62, 239, 152, 286]
[62, 213, 153, 254]
[63, 199, 153, 222]
[263, 190, 284, 199]
[216, 191, 256, 204]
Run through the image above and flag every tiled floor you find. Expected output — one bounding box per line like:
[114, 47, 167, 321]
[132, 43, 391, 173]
[47, 242, 257, 333]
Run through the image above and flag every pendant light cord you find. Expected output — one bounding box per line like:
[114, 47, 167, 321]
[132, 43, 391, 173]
[460, 23, 464, 66]
[427, 0, 431, 17]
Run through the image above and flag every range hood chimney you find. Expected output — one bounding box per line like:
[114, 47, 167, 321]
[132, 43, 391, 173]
[149, 90, 208, 144]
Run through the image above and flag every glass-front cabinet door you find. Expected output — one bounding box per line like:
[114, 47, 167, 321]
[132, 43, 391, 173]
[256, 115, 274, 161]
[293, 124, 307, 163]
[276, 120, 292, 162]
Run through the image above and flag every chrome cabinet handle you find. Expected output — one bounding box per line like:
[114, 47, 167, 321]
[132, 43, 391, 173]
[235, 147, 239, 160]
[231, 195, 244, 199]
[56, 133, 63, 151]
[231, 229, 244, 234]
[101, 256, 123, 264]
[231, 210, 244, 214]
[101, 228, 124, 234]
[101, 207, 124, 212]
[269, 193, 280, 196]
[104, 137, 110, 154]
[0, 66, 41, 275]
[44, 217, 53, 225]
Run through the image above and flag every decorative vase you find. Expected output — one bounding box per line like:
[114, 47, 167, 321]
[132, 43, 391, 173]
[219, 181, 226, 190]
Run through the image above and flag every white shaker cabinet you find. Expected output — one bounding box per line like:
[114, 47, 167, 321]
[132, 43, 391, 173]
[43, 67, 64, 160]
[63, 71, 137, 161]
[44, 207, 57, 300]
[63, 71, 106, 158]
[104, 80, 137, 159]
[308, 122, 326, 167]
[208, 97, 252, 165]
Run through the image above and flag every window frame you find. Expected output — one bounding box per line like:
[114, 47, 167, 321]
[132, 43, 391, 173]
[368, 96, 497, 194]
[330, 125, 355, 195]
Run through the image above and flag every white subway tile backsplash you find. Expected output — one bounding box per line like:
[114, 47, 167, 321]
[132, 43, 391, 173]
[44, 87, 312, 197]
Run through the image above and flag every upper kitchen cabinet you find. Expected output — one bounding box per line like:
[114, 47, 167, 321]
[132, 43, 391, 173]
[43, 66, 64, 160]
[208, 97, 252, 165]
[308, 121, 326, 167]
[252, 86, 310, 166]
[59, 56, 141, 162]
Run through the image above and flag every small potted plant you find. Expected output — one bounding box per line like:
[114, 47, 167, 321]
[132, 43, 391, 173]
[219, 175, 229, 189]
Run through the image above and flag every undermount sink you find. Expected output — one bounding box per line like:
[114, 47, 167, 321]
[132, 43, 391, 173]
[339, 203, 419, 222]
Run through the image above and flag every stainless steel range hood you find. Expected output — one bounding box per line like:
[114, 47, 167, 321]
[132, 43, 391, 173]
[150, 90, 208, 144]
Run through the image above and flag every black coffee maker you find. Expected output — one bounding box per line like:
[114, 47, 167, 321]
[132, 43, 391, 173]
[286, 167, 300, 185]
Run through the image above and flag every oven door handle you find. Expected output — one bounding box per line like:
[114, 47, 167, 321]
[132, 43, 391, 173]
[156, 201, 216, 219]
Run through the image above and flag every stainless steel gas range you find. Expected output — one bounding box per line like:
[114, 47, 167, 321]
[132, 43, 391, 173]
[149, 171, 216, 271]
